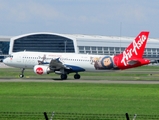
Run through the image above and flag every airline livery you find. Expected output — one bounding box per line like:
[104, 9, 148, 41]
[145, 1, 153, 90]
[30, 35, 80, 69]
[3, 31, 151, 80]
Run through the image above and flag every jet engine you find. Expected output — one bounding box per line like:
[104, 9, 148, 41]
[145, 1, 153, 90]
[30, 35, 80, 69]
[34, 65, 50, 75]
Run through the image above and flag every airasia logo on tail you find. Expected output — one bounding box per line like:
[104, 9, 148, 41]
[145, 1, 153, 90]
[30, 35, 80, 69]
[121, 35, 147, 66]
[36, 67, 43, 75]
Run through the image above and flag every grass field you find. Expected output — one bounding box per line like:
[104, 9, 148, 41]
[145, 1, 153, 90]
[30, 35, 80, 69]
[0, 66, 159, 119]
[0, 82, 159, 114]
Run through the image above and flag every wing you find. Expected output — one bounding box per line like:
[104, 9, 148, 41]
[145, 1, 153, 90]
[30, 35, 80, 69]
[49, 58, 69, 70]
[49, 58, 85, 74]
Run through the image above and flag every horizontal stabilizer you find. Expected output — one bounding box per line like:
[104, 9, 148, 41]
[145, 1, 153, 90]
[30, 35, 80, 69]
[150, 59, 159, 63]
[127, 60, 139, 65]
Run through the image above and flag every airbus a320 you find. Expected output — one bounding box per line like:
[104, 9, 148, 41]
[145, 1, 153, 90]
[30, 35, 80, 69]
[3, 31, 153, 80]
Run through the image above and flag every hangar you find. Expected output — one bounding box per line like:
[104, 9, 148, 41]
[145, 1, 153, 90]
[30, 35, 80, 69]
[8, 32, 159, 60]
[1, 32, 159, 60]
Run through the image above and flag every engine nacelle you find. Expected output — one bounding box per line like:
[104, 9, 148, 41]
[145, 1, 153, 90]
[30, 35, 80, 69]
[34, 65, 50, 75]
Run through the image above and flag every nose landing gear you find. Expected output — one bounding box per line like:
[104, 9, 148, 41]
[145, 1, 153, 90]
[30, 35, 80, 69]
[19, 68, 25, 78]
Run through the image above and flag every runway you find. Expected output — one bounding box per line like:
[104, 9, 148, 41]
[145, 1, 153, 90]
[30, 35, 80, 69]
[0, 78, 159, 84]
[1, 63, 159, 84]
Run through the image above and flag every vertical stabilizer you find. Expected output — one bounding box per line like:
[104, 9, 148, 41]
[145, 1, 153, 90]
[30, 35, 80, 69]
[114, 31, 149, 68]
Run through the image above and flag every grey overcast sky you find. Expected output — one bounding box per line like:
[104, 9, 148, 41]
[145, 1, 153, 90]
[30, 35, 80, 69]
[0, 0, 159, 38]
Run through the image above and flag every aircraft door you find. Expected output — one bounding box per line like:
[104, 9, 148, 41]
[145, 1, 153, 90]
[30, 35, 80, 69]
[14, 55, 25, 68]
[113, 56, 119, 68]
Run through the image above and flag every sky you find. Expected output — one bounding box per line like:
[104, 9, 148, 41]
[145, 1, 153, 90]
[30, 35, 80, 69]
[0, 0, 159, 38]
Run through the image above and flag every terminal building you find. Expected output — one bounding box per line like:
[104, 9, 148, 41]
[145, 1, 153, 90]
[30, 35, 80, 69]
[0, 36, 11, 60]
[1, 32, 159, 60]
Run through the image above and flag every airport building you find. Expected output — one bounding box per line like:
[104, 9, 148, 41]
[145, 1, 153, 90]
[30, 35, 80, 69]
[0, 36, 11, 54]
[1, 32, 159, 60]
[0, 36, 11, 60]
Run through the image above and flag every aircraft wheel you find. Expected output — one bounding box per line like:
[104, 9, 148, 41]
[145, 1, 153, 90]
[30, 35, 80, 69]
[61, 74, 67, 80]
[74, 74, 80, 79]
[19, 74, 24, 78]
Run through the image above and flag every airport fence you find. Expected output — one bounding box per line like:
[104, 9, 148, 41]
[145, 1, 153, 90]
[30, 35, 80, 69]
[0, 112, 159, 120]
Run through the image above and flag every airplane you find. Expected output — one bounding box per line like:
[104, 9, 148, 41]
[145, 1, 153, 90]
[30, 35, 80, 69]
[3, 31, 153, 80]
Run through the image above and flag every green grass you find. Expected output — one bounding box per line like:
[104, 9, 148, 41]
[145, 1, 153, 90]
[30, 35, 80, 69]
[1, 66, 159, 80]
[0, 66, 159, 119]
[0, 82, 159, 115]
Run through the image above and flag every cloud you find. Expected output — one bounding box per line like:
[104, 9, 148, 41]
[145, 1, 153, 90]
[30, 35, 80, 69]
[0, 0, 60, 22]
[0, 0, 159, 37]
[115, 5, 147, 23]
[0, 0, 156, 25]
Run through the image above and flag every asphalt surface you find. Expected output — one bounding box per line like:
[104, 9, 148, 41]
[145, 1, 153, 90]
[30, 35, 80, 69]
[1, 63, 159, 84]
[0, 62, 10, 68]
[0, 78, 159, 84]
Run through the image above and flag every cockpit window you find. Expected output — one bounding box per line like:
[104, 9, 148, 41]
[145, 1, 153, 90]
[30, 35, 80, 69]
[9, 55, 13, 58]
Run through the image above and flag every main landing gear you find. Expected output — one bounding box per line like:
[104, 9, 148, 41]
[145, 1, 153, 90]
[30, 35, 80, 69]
[60, 73, 81, 80]
[74, 73, 80, 79]
[61, 74, 67, 80]
[19, 68, 25, 78]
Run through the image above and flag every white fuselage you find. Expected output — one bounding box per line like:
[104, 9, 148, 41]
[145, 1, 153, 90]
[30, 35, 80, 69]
[3, 51, 115, 72]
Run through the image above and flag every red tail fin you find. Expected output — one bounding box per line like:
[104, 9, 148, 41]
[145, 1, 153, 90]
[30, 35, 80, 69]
[114, 31, 149, 67]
